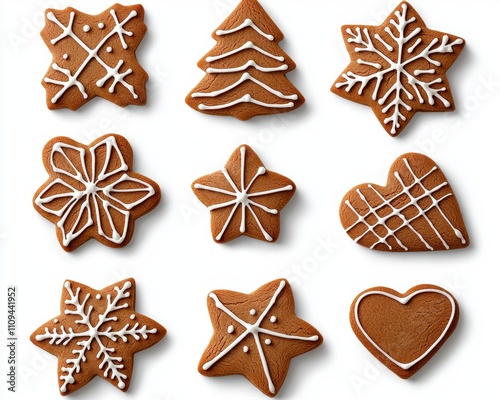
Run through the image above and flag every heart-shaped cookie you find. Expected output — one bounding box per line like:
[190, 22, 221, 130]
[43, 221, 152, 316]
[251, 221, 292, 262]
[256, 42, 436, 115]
[339, 153, 469, 251]
[350, 284, 459, 379]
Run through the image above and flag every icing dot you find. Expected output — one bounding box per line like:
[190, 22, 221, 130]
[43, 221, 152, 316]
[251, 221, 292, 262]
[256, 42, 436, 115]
[270, 316, 277, 323]
[118, 381, 125, 389]
[265, 339, 271, 345]
[53, 318, 59, 323]
[98, 22, 104, 29]
[249, 309, 256, 315]
[243, 346, 249, 353]
[130, 314, 136, 320]
[227, 325, 234, 334]
[95, 294, 101, 300]
[83, 25, 90, 32]
[62, 53, 68, 60]
[106, 46, 113, 53]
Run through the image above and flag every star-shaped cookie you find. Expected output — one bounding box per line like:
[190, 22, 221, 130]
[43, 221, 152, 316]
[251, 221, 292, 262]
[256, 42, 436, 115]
[192, 145, 295, 243]
[33, 134, 161, 252]
[30, 278, 166, 395]
[331, 1, 465, 136]
[199, 279, 323, 397]
[41, 4, 148, 110]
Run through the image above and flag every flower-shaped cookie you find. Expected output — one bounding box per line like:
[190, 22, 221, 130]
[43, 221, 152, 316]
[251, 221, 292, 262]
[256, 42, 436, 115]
[33, 134, 161, 251]
[192, 145, 295, 243]
[31, 278, 166, 395]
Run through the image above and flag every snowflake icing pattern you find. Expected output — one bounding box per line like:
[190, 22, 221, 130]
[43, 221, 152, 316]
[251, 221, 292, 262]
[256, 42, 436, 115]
[192, 145, 295, 243]
[34, 135, 159, 251]
[41, 5, 147, 109]
[31, 279, 166, 394]
[332, 2, 465, 136]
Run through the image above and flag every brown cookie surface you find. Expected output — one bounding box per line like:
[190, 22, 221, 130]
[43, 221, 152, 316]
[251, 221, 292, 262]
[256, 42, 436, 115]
[350, 284, 459, 379]
[30, 278, 166, 395]
[199, 279, 322, 397]
[192, 144, 295, 243]
[33, 134, 161, 252]
[186, 0, 304, 120]
[331, 1, 465, 136]
[339, 152, 469, 251]
[41, 4, 148, 110]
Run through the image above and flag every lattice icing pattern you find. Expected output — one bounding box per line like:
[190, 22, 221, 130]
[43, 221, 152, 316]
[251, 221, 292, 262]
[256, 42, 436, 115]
[199, 279, 322, 397]
[41, 4, 148, 110]
[33, 134, 160, 251]
[186, 0, 304, 120]
[192, 145, 295, 243]
[30, 279, 166, 395]
[331, 1, 465, 136]
[339, 153, 469, 251]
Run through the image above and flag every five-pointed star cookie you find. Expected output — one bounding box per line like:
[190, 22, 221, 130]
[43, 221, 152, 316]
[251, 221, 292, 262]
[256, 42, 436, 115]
[30, 278, 166, 395]
[198, 279, 323, 397]
[41, 4, 148, 110]
[33, 134, 161, 252]
[331, 1, 465, 136]
[192, 145, 295, 243]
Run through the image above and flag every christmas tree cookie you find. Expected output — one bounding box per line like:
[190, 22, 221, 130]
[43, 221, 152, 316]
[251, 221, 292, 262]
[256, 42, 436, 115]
[186, 0, 304, 120]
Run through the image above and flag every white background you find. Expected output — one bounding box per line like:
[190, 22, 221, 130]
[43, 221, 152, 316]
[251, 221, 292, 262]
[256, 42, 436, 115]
[1, 0, 498, 399]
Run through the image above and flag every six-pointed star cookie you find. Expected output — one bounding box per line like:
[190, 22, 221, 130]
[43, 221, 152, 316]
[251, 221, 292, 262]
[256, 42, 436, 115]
[41, 4, 148, 110]
[30, 278, 166, 395]
[192, 145, 295, 243]
[331, 1, 465, 136]
[33, 134, 161, 252]
[199, 279, 323, 397]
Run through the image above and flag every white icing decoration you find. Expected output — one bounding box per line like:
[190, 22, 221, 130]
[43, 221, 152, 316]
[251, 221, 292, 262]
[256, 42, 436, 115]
[227, 325, 235, 333]
[354, 288, 456, 370]
[249, 309, 256, 316]
[202, 280, 319, 394]
[193, 146, 294, 242]
[95, 294, 102, 300]
[344, 157, 466, 251]
[54, 319, 59, 323]
[44, 9, 140, 103]
[34, 136, 156, 247]
[270, 316, 276, 323]
[243, 346, 249, 353]
[216, 18, 274, 41]
[264, 339, 271, 345]
[63, 53, 68, 60]
[335, 3, 463, 135]
[192, 72, 297, 101]
[106, 46, 113, 53]
[83, 25, 90, 32]
[198, 94, 294, 110]
[206, 60, 288, 74]
[35, 281, 158, 393]
[98, 22, 105, 29]
[130, 314, 136, 320]
[206, 41, 283, 63]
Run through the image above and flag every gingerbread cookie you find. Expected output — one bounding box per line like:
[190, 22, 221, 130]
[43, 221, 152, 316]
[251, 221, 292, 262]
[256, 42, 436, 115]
[192, 144, 295, 243]
[41, 4, 148, 110]
[30, 278, 166, 395]
[186, 0, 304, 120]
[199, 279, 322, 397]
[339, 153, 469, 251]
[350, 284, 459, 379]
[33, 134, 161, 252]
[331, 1, 465, 136]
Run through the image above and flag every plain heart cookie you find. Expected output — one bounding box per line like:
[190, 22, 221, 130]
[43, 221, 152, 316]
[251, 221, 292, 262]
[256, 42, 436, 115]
[350, 284, 459, 379]
[339, 152, 469, 251]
